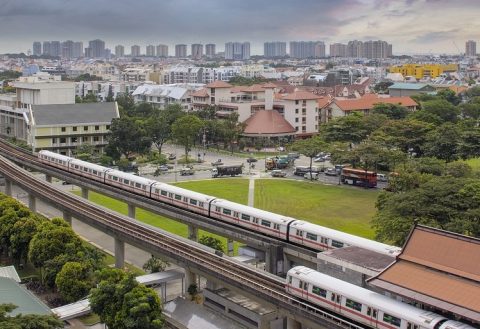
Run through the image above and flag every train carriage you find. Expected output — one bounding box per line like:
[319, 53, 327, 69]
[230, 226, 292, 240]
[69, 159, 110, 183]
[104, 169, 156, 197]
[209, 199, 296, 239]
[289, 221, 401, 256]
[150, 183, 213, 216]
[38, 150, 71, 170]
[286, 266, 465, 329]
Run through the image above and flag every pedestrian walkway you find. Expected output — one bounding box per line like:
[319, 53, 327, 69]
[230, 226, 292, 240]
[248, 177, 255, 207]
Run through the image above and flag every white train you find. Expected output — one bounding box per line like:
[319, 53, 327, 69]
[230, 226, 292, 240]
[38, 150, 402, 256]
[286, 266, 475, 329]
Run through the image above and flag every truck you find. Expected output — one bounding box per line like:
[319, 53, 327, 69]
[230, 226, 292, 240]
[212, 165, 243, 178]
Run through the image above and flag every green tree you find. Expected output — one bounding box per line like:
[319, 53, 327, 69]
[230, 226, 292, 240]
[74, 143, 96, 161]
[290, 136, 328, 180]
[458, 127, 480, 159]
[171, 115, 204, 162]
[142, 256, 169, 273]
[198, 235, 224, 252]
[9, 215, 44, 265]
[221, 113, 246, 154]
[90, 268, 164, 329]
[55, 261, 93, 303]
[81, 93, 98, 103]
[0, 303, 63, 329]
[437, 89, 460, 105]
[107, 117, 151, 159]
[320, 113, 386, 144]
[116, 94, 136, 116]
[421, 99, 459, 123]
[424, 123, 461, 162]
[146, 104, 184, 154]
[135, 102, 156, 118]
[371, 103, 408, 120]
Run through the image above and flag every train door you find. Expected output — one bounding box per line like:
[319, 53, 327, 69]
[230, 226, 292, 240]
[330, 292, 342, 313]
[367, 306, 379, 328]
[295, 229, 304, 244]
[298, 280, 308, 300]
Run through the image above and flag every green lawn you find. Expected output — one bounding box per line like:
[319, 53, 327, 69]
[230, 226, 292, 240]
[254, 180, 379, 238]
[175, 179, 249, 204]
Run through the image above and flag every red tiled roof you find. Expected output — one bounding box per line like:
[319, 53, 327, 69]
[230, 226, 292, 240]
[261, 82, 277, 88]
[282, 91, 323, 101]
[317, 96, 332, 108]
[205, 81, 232, 88]
[191, 88, 209, 97]
[241, 84, 266, 92]
[243, 110, 295, 135]
[334, 96, 418, 111]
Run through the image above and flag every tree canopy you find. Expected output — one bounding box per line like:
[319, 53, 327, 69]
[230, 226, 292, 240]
[0, 304, 63, 329]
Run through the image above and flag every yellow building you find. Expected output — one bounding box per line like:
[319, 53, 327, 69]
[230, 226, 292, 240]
[389, 64, 458, 80]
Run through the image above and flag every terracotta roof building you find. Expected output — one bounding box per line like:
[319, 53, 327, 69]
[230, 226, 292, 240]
[368, 225, 480, 325]
[243, 110, 295, 137]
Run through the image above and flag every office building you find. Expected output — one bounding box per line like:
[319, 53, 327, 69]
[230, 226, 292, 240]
[61, 40, 74, 59]
[146, 45, 155, 57]
[289, 41, 324, 59]
[73, 42, 83, 58]
[115, 45, 125, 57]
[42, 41, 51, 56]
[329, 43, 347, 57]
[205, 44, 216, 57]
[466, 40, 477, 57]
[88, 39, 106, 58]
[175, 44, 187, 58]
[225, 42, 250, 60]
[264, 42, 287, 58]
[191, 44, 203, 59]
[131, 45, 141, 57]
[33, 42, 42, 56]
[156, 44, 168, 57]
[50, 41, 61, 57]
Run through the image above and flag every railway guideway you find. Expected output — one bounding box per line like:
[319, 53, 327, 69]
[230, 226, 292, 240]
[0, 153, 364, 329]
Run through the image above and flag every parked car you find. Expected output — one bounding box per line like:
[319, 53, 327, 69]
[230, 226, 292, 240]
[304, 172, 319, 180]
[325, 167, 338, 176]
[313, 156, 325, 162]
[246, 157, 258, 163]
[271, 169, 287, 177]
[158, 164, 170, 171]
[377, 173, 388, 182]
[211, 159, 224, 166]
[168, 153, 176, 160]
[180, 167, 194, 176]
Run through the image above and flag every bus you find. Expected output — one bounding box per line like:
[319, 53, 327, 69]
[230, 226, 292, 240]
[340, 168, 377, 188]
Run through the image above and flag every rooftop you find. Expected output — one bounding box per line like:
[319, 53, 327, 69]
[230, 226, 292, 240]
[32, 102, 119, 126]
[0, 277, 51, 316]
[334, 95, 418, 111]
[205, 81, 233, 88]
[388, 82, 433, 90]
[281, 91, 323, 101]
[243, 110, 295, 136]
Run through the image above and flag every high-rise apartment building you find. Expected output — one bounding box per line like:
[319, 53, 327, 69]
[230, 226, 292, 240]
[73, 42, 83, 58]
[289, 41, 324, 58]
[61, 40, 74, 59]
[50, 41, 61, 57]
[225, 42, 250, 60]
[131, 45, 141, 57]
[205, 44, 216, 57]
[175, 44, 187, 58]
[329, 43, 347, 57]
[115, 45, 125, 57]
[347, 40, 364, 58]
[191, 44, 204, 59]
[42, 41, 51, 56]
[466, 40, 477, 57]
[264, 42, 287, 58]
[156, 44, 168, 57]
[33, 42, 42, 56]
[88, 39, 106, 58]
[363, 40, 392, 59]
[146, 45, 155, 57]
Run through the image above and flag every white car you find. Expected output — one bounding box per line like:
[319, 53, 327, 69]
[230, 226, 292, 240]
[304, 172, 319, 180]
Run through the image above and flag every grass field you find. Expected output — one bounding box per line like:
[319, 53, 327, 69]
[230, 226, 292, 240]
[254, 180, 378, 238]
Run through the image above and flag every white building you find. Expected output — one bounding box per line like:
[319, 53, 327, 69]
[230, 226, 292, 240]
[132, 83, 204, 110]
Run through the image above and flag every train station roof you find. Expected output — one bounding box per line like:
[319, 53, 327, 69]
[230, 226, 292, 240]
[367, 225, 480, 323]
[0, 277, 51, 316]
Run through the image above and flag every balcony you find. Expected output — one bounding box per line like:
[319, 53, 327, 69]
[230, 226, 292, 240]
[219, 97, 265, 104]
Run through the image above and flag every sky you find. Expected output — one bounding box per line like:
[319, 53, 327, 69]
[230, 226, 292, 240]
[0, 0, 479, 55]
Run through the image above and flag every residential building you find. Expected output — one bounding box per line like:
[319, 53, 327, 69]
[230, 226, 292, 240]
[132, 83, 203, 110]
[466, 40, 477, 57]
[388, 83, 436, 97]
[29, 102, 119, 155]
[88, 39, 105, 58]
[225, 42, 250, 60]
[205, 44, 216, 57]
[264, 42, 287, 58]
[42, 41, 51, 56]
[289, 41, 325, 59]
[363, 40, 392, 59]
[191, 44, 203, 59]
[389, 64, 458, 80]
[146, 45, 155, 57]
[347, 40, 363, 58]
[175, 44, 187, 58]
[131, 45, 141, 57]
[32, 42, 42, 56]
[115, 45, 125, 57]
[61, 40, 74, 59]
[156, 44, 168, 57]
[120, 68, 152, 82]
[73, 42, 83, 58]
[50, 41, 61, 57]
[329, 43, 347, 57]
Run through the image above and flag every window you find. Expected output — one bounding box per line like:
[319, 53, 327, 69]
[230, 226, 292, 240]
[199, 202, 204, 208]
[83, 167, 88, 172]
[113, 176, 118, 181]
[302, 109, 306, 115]
[124, 179, 129, 184]
[60, 137, 66, 143]
[169, 193, 173, 198]
[71, 137, 78, 143]
[74, 165, 79, 169]
[106, 125, 110, 130]
[296, 230, 303, 236]
[306, 232, 317, 241]
[295, 109, 299, 114]
[288, 276, 292, 284]
[82, 137, 89, 142]
[52, 138, 57, 143]
[332, 240, 344, 248]
[295, 118, 299, 123]
[346, 298, 362, 312]
[223, 208, 231, 215]
[92, 170, 97, 175]
[321, 237, 329, 244]
[241, 214, 250, 221]
[84, 126, 88, 131]
[135, 183, 141, 188]
[190, 199, 197, 206]
[61, 127, 66, 132]
[274, 224, 280, 230]
[312, 285, 327, 297]
[261, 219, 271, 227]
[93, 136, 99, 142]
[73, 126, 77, 131]
[174, 194, 182, 200]
[295, 100, 299, 105]
[303, 282, 308, 290]
[215, 206, 221, 212]
[233, 211, 239, 218]
[160, 190, 167, 196]
[95, 125, 100, 130]
[383, 313, 401, 327]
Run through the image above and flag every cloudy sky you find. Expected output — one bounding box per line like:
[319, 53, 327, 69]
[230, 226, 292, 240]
[0, 0, 478, 55]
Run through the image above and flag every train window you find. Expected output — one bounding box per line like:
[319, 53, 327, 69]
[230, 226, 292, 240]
[183, 197, 188, 202]
[174, 194, 182, 200]
[261, 219, 271, 227]
[233, 212, 239, 218]
[74, 165, 79, 169]
[199, 202, 204, 207]
[169, 193, 173, 198]
[83, 167, 88, 172]
[298, 280, 303, 289]
[331, 293, 336, 302]
[321, 237, 329, 244]
[303, 282, 308, 290]
[332, 240, 344, 248]
[312, 285, 327, 298]
[367, 307, 371, 316]
[241, 214, 250, 221]
[253, 218, 259, 224]
[216, 207, 221, 212]
[345, 298, 362, 312]
[306, 232, 317, 241]
[190, 199, 197, 206]
[93, 170, 97, 175]
[124, 179, 129, 184]
[223, 208, 231, 215]
[135, 183, 141, 188]
[161, 190, 168, 196]
[288, 276, 292, 284]
[113, 176, 118, 181]
[383, 313, 401, 327]
[274, 224, 280, 230]
[296, 230, 303, 237]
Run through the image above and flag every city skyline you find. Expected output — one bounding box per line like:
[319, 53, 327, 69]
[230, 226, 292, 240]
[1, 0, 479, 55]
